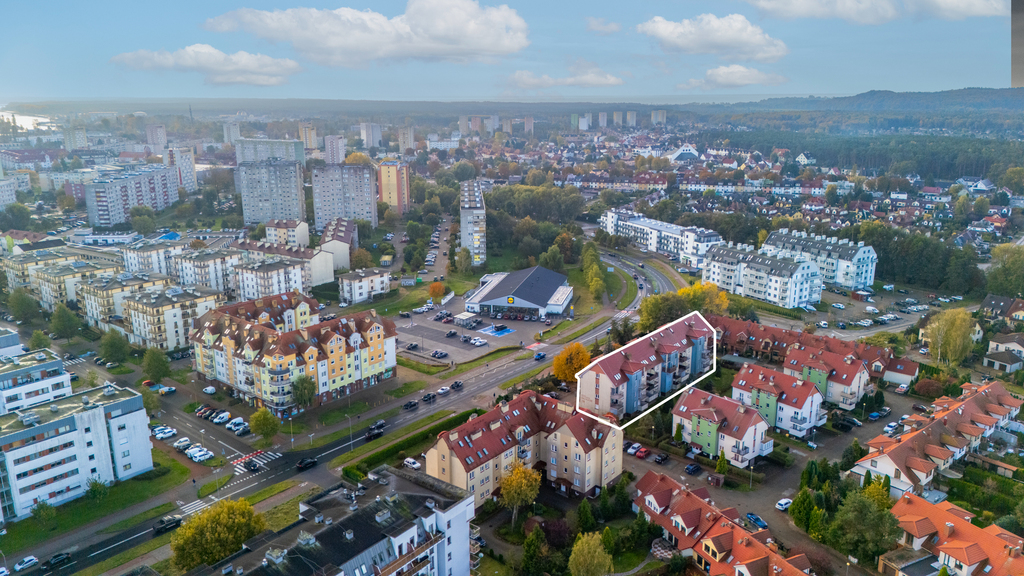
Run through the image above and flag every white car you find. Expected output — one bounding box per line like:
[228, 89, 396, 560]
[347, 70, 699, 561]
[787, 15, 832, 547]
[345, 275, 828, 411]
[816, 321, 828, 329]
[865, 306, 879, 314]
[202, 386, 216, 394]
[474, 339, 487, 347]
[775, 498, 793, 511]
[192, 450, 213, 462]
[173, 437, 191, 449]
[831, 303, 845, 309]
[185, 445, 206, 457]
[884, 422, 899, 434]
[403, 457, 422, 470]
[437, 386, 451, 395]
[626, 443, 642, 455]
[14, 557, 37, 572]
[155, 428, 177, 440]
[226, 417, 245, 431]
[213, 412, 232, 425]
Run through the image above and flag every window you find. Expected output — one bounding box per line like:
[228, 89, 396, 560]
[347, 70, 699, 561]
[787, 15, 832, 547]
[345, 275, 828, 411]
[122, 450, 130, 458]
[123, 463, 131, 471]
[84, 427, 91, 433]
[86, 441, 93, 448]
[91, 468, 97, 474]
[88, 455, 95, 461]
[117, 424, 126, 431]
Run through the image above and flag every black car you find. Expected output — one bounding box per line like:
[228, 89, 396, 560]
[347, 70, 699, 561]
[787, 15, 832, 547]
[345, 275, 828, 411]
[406, 343, 418, 350]
[246, 460, 260, 472]
[43, 553, 73, 570]
[684, 463, 702, 475]
[371, 419, 386, 431]
[878, 406, 892, 417]
[365, 429, 384, 441]
[654, 453, 670, 464]
[296, 457, 318, 470]
[153, 515, 184, 533]
[235, 424, 250, 437]
[403, 400, 419, 410]
[912, 403, 929, 412]
[422, 392, 436, 402]
[69, 373, 79, 381]
[399, 311, 411, 318]
[446, 330, 458, 338]
[451, 381, 463, 389]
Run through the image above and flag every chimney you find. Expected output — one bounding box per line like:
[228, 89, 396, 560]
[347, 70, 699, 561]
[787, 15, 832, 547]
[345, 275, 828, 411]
[943, 522, 955, 538]
[1011, 547, 1021, 559]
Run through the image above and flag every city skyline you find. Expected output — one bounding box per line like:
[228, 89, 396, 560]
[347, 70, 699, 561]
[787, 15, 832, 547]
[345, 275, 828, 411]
[0, 0, 1012, 102]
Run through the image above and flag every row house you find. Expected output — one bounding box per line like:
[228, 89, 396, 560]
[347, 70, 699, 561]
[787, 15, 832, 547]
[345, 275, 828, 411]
[425, 390, 622, 509]
[730, 363, 826, 438]
[850, 381, 1022, 498]
[671, 389, 773, 469]
[633, 472, 813, 576]
[191, 292, 396, 417]
[782, 345, 871, 410]
[575, 312, 714, 425]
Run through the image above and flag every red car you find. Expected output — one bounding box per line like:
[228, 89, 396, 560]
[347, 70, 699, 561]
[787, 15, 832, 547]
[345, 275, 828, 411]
[635, 447, 651, 459]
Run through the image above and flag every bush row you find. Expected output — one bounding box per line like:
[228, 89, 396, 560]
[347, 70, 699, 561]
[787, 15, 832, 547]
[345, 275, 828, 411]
[947, 478, 1016, 517]
[963, 466, 1022, 494]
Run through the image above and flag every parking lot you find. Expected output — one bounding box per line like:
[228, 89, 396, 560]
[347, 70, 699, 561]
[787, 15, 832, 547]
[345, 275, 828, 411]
[395, 310, 544, 364]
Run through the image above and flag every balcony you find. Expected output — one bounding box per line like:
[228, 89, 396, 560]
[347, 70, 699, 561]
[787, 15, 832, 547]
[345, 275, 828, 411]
[731, 445, 750, 456]
[470, 540, 480, 554]
[790, 415, 808, 425]
[759, 440, 774, 456]
[518, 449, 531, 460]
[519, 437, 530, 447]
[470, 524, 480, 539]
[470, 557, 481, 570]
[268, 367, 290, 376]
[610, 389, 623, 400]
[646, 372, 658, 381]
[815, 410, 829, 426]
[377, 533, 444, 576]
[840, 389, 857, 400]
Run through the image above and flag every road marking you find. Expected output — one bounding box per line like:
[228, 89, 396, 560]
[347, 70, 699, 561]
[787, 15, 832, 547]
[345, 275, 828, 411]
[89, 529, 152, 556]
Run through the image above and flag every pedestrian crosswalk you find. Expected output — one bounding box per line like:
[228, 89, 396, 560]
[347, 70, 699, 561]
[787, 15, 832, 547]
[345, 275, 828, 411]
[231, 450, 283, 475]
[64, 357, 87, 365]
[613, 310, 639, 322]
[180, 496, 217, 516]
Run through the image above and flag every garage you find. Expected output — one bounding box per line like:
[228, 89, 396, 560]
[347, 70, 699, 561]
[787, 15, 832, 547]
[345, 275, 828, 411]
[464, 265, 574, 318]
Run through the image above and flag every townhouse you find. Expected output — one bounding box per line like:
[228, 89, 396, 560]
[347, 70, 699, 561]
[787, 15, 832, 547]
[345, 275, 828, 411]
[339, 269, 391, 305]
[191, 292, 397, 416]
[230, 239, 334, 287]
[879, 492, 1024, 576]
[122, 285, 221, 351]
[120, 239, 187, 277]
[426, 390, 622, 508]
[172, 249, 242, 296]
[633, 472, 813, 576]
[850, 381, 1022, 498]
[80, 271, 171, 330]
[782, 345, 871, 410]
[598, 210, 723, 269]
[702, 244, 823, 309]
[672, 389, 773, 469]
[575, 312, 714, 425]
[730, 363, 826, 438]
[234, 257, 307, 301]
[35, 260, 123, 312]
[759, 229, 877, 290]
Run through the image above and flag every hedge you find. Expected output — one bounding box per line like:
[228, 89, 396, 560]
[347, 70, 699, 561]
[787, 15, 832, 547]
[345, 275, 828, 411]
[918, 363, 943, 377]
[657, 441, 765, 484]
[343, 408, 486, 482]
[963, 466, 1022, 494]
[947, 478, 1016, 517]
[766, 448, 795, 468]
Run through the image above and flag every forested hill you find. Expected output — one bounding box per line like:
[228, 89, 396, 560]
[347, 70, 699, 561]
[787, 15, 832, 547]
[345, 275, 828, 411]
[694, 88, 1024, 113]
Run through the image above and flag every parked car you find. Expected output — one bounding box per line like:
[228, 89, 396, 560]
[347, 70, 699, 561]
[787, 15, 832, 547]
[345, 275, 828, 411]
[172, 437, 191, 450]
[226, 417, 245, 431]
[635, 447, 651, 459]
[235, 424, 250, 437]
[153, 515, 184, 534]
[654, 453, 670, 464]
[844, 417, 862, 427]
[14, 557, 38, 572]
[816, 321, 828, 329]
[684, 463, 702, 475]
[446, 330, 457, 338]
[912, 403, 929, 412]
[105, 362, 118, 369]
[403, 457, 422, 470]
[155, 428, 177, 440]
[919, 347, 929, 355]
[867, 412, 880, 421]
[42, 553, 72, 570]
[895, 383, 909, 394]
[296, 458, 318, 471]
[159, 386, 176, 395]
[746, 513, 768, 530]
[878, 407, 892, 417]
[775, 499, 793, 511]
[213, 412, 232, 425]
[406, 343, 419, 350]
[884, 422, 899, 434]
[403, 400, 419, 410]
[626, 443, 642, 455]
[202, 386, 216, 394]
[831, 303, 845, 309]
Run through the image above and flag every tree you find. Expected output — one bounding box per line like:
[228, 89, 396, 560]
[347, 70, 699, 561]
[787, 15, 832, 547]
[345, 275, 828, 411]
[8, 288, 38, 323]
[807, 506, 827, 541]
[452, 161, 477, 182]
[577, 498, 597, 533]
[538, 245, 565, 274]
[189, 239, 207, 250]
[829, 491, 900, 566]
[345, 152, 373, 165]
[839, 439, 866, 471]
[141, 387, 160, 415]
[499, 463, 541, 526]
[428, 282, 446, 301]
[789, 488, 814, 531]
[351, 248, 374, 270]
[291, 375, 316, 408]
[601, 526, 615, 554]
[913, 379, 943, 398]
[925, 308, 974, 366]
[171, 499, 268, 571]
[973, 196, 990, 218]
[249, 407, 280, 440]
[553, 342, 591, 383]
[824, 184, 840, 206]
[132, 215, 156, 235]
[522, 525, 546, 575]
[567, 532, 613, 576]
[383, 209, 399, 229]
[50, 303, 80, 342]
[862, 479, 893, 511]
[100, 331, 130, 364]
[987, 244, 1024, 298]
[86, 477, 109, 501]
[456, 247, 472, 274]
[29, 330, 49, 350]
[716, 449, 729, 474]
[143, 347, 172, 384]
[250, 223, 266, 240]
[678, 282, 729, 316]
[32, 501, 56, 526]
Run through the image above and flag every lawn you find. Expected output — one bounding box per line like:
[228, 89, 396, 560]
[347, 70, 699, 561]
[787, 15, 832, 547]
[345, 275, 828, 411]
[554, 316, 611, 344]
[303, 408, 400, 451]
[318, 400, 371, 426]
[329, 410, 454, 468]
[170, 368, 191, 385]
[386, 380, 427, 398]
[446, 346, 520, 377]
[201, 455, 227, 468]
[397, 356, 448, 375]
[198, 474, 234, 497]
[617, 268, 638, 310]
[565, 266, 603, 317]
[648, 260, 683, 291]
[261, 488, 321, 531]
[477, 555, 513, 576]
[151, 557, 184, 576]
[345, 285, 432, 316]
[74, 532, 176, 576]
[99, 502, 177, 534]
[183, 401, 201, 413]
[109, 365, 135, 375]
[499, 363, 551, 389]
[0, 449, 189, 554]
[245, 480, 298, 504]
[445, 276, 478, 296]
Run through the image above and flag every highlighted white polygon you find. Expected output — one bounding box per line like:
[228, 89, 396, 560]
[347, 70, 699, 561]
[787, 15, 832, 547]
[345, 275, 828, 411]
[573, 310, 717, 432]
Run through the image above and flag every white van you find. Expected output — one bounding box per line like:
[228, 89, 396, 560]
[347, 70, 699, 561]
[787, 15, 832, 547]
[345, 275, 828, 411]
[865, 306, 879, 314]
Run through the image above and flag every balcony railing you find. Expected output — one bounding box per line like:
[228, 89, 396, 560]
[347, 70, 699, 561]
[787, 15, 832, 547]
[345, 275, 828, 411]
[376, 533, 444, 576]
[470, 540, 480, 554]
[840, 389, 857, 399]
[471, 557, 481, 570]
[790, 415, 808, 424]
[731, 445, 750, 456]
[471, 524, 480, 539]
[518, 449, 531, 460]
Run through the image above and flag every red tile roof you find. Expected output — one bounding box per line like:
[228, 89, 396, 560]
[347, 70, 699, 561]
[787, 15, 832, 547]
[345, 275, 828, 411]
[731, 363, 821, 410]
[673, 389, 767, 439]
[784, 345, 867, 389]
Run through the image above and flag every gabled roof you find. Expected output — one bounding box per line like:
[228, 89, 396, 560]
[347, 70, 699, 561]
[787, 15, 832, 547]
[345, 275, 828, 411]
[730, 363, 821, 409]
[673, 389, 767, 439]
[784, 345, 867, 387]
[981, 294, 1017, 317]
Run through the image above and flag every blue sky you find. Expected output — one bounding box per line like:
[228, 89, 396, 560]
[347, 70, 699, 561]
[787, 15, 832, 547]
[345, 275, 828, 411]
[0, 0, 1011, 102]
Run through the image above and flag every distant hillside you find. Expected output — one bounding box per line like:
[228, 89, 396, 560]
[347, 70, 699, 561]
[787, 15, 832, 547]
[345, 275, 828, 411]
[692, 88, 1024, 113]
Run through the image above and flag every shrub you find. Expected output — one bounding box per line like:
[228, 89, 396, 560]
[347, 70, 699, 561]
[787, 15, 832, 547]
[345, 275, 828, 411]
[914, 379, 943, 398]
[133, 464, 170, 481]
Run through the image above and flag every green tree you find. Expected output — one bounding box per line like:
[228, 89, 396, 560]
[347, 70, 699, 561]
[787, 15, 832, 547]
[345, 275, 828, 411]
[249, 407, 280, 441]
[351, 248, 374, 270]
[522, 525, 546, 575]
[829, 491, 900, 566]
[987, 244, 1024, 298]
[925, 308, 974, 366]
[451, 161, 477, 182]
[808, 506, 827, 541]
[840, 439, 865, 471]
[716, 449, 729, 474]
[538, 245, 565, 274]
[456, 247, 472, 274]
[291, 375, 317, 408]
[973, 196, 990, 218]
[171, 499, 268, 571]
[568, 532, 613, 576]
[29, 330, 49, 350]
[250, 223, 266, 240]
[142, 347, 172, 384]
[499, 463, 541, 527]
[141, 387, 160, 415]
[32, 501, 56, 526]
[577, 498, 597, 533]
[132, 215, 156, 235]
[86, 477, 110, 501]
[50, 303, 80, 342]
[789, 488, 814, 530]
[100, 331, 130, 364]
[8, 288, 38, 323]
[601, 526, 615, 554]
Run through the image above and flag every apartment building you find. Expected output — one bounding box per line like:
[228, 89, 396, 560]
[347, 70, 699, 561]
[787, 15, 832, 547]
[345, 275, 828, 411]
[626, 111, 636, 127]
[782, 345, 871, 410]
[122, 285, 221, 350]
[651, 110, 667, 124]
[760, 229, 877, 290]
[850, 381, 1022, 498]
[145, 124, 166, 149]
[703, 244, 823, 309]
[598, 210, 723, 269]
[426, 390, 622, 509]
[634, 472, 813, 576]
[84, 166, 178, 226]
[36, 260, 123, 312]
[612, 111, 622, 126]
[191, 293, 397, 416]
[319, 218, 359, 271]
[459, 181, 487, 266]
[173, 249, 243, 295]
[298, 122, 317, 150]
[121, 239, 187, 277]
[339, 269, 391, 305]
[312, 163, 378, 230]
[575, 312, 714, 425]
[1, 248, 76, 291]
[231, 239, 332, 287]
[64, 127, 87, 151]
[672, 389, 773, 469]
[730, 363, 825, 438]
[0, 329, 24, 357]
[323, 135, 346, 164]
[264, 219, 310, 248]
[397, 127, 415, 154]
[233, 138, 305, 164]
[223, 122, 240, 145]
[163, 147, 197, 193]
[378, 160, 411, 215]
[0, 383, 152, 524]
[186, 466, 475, 576]
[0, 179, 17, 212]
[360, 123, 382, 149]
[80, 271, 171, 330]
[237, 160, 305, 226]
[0, 349, 74, 415]
[235, 257, 306, 301]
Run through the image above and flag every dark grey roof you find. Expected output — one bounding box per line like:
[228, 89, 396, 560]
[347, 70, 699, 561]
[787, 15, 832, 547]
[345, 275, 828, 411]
[985, 350, 1024, 366]
[20, 239, 66, 251]
[763, 231, 865, 260]
[981, 294, 1016, 316]
[486, 266, 567, 306]
[705, 245, 805, 276]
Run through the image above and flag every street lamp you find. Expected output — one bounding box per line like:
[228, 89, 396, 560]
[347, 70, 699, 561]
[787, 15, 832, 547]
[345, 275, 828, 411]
[846, 562, 850, 576]
[0, 548, 7, 572]
[309, 433, 314, 446]
[200, 429, 205, 447]
[346, 414, 353, 450]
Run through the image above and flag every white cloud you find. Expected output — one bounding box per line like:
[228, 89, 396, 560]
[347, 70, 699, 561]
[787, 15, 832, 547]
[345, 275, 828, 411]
[636, 14, 788, 62]
[510, 60, 624, 89]
[741, 0, 1006, 23]
[110, 44, 302, 86]
[585, 17, 621, 35]
[679, 64, 787, 90]
[205, 0, 529, 67]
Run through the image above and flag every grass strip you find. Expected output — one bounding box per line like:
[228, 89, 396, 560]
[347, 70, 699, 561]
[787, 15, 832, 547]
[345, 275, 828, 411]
[385, 380, 427, 398]
[261, 489, 321, 531]
[245, 480, 299, 505]
[150, 558, 183, 576]
[303, 408, 401, 451]
[100, 502, 177, 534]
[73, 532, 175, 576]
[1, 450, 188, 554]
[318, 401, 371, 426]
[446, 346, 520, 377]
[499, 363, 552, 390]
[329, 410, 454, 468]
[554, 316, 611, 344]
[617, 269, 638, 310]
[397, 356, 448, 375]
[648, 260, 681, 290]
[515, 352, 534, 360]
[108, 365, 134, 375]
[198, 474, 234, 498]
[183, 402, 200, 413]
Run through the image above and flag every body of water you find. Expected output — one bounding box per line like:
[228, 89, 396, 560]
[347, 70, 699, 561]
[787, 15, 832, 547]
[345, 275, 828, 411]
[0, 112, 52, 131]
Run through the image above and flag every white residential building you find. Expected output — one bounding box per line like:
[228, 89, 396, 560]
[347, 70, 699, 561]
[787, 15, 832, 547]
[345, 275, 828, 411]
[121, 285, 221, 351]
[323, 135, 346, 164]
[703, 243, 823, 309]
[312, 164, 378, 230]
[760, 229, 877, 290]
[235, 257, 306, 301]
[0, 349, 74, 415]
[319, 218, 359, 271]
[265, 219, 310, 248]
[80, 271, 171, 331]
[730, 363, 826, 438]
[236, 160, 305, 226]
[339, 269, 391, 305]
[173, 249, 243, 295]
[230, 239, 334, 287]
[121, 239, 187, 277]
[459, 181, 487, 266]
[360, 123, 383, 149]
[163, 147, 197, 193]
[233, 138, 304, 164]
[84, 166, 178, 226]
[672, 389, 773, 469]
[223, 122, 240, 145]
[598, 210, 723, 269]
